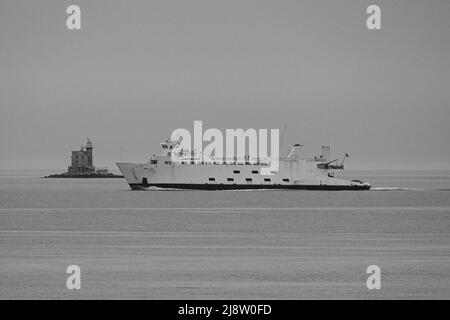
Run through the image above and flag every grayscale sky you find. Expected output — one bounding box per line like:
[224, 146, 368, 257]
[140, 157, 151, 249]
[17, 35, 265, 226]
[1, 0, 449, 170]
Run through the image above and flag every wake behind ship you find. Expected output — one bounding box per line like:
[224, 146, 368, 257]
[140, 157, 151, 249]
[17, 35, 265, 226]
[117, 138, 370, 191]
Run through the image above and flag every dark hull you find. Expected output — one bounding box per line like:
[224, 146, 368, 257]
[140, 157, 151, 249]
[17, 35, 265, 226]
[129, 183, 370, 191]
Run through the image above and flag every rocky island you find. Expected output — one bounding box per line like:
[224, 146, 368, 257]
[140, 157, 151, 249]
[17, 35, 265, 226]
[43, 138, 123, 178]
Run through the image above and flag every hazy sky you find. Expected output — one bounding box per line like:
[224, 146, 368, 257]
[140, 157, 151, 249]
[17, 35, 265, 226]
[1, 0, 449, 170]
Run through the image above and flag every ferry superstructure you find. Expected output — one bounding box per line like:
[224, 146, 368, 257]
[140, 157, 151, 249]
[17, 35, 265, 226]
[117, 138, 370, 190]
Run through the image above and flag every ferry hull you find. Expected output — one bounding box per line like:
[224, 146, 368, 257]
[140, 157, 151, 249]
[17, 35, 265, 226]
[128, 183, 370, 191]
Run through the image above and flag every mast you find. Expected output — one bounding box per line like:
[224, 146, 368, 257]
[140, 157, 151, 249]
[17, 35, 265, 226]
[280, 125, 287, 156]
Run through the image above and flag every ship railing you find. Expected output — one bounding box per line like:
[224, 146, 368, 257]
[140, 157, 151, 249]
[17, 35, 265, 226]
[168, 156, 318, 165]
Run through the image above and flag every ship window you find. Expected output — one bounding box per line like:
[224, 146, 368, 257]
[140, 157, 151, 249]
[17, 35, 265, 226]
[233, 170, 240, 174]
[252, 170, 258, 174]
[246, 178, 252, 182]
[165, 161, 171, 164]
[162, 145, 168, 149]
[264, 178, 271, 182]
[227, 178, 234, 182]
[208, 177, 216, 181]
[150, 160, 158, 164]
[282, 178, 289, 182]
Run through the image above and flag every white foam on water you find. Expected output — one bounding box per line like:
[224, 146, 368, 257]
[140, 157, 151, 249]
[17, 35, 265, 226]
[145, 186, 185, 191]
[371, 187, 425, 191]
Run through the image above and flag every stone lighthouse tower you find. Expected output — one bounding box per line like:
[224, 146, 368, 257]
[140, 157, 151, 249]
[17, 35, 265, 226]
[67, 138, 95, 175]
[86, 137, 93, 168]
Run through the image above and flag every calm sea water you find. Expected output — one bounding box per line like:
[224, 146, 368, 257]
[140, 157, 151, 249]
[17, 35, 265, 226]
[0, 169, 449, 299]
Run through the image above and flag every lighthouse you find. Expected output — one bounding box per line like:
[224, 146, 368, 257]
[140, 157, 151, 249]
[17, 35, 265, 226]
[86, 137, 93, 168]
[67, 138, 95, 175]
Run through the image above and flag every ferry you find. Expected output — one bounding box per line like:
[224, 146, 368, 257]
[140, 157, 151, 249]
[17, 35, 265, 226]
[117, 138, 370, 191]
